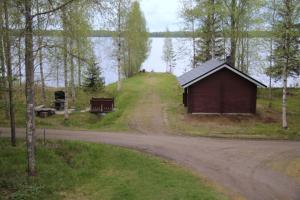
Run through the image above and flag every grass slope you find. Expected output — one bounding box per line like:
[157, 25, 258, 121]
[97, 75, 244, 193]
[0, 139, 225, 200]
[0, 72, 299, 138]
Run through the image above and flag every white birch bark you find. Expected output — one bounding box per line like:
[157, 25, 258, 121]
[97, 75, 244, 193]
[25, 0, 36, 176]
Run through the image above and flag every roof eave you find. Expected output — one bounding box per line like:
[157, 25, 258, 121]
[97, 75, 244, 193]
[179, 64, 267, 88]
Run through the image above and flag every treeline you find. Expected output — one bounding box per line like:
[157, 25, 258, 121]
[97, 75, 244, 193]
[8, 29, 286, 38]
[0, 0, 149, 176]
[150, 31, 287, 38]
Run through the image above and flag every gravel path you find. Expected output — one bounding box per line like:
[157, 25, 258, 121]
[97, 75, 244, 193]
[1, 128, 300, 200]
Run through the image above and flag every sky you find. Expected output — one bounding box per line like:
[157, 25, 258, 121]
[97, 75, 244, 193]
[139, 0, 182, 32]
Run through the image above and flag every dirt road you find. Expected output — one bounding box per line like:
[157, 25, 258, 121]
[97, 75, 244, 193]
[128, 76, 170, 134]
[1, 128, 299, 200]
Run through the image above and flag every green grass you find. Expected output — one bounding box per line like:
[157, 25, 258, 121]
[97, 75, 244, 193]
[0, 73, 299, 138]
[0, 139, 225, 200]
[0, 74, 157, 131]
[157, 74, 300, 139]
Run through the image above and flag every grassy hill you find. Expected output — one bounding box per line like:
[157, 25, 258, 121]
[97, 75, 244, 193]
[0, 72, 299, 139]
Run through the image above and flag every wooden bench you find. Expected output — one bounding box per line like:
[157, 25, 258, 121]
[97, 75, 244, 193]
[90, 98, 114, 114]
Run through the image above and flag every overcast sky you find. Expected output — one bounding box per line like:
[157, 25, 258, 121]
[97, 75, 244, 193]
[139, 0, 182, 32]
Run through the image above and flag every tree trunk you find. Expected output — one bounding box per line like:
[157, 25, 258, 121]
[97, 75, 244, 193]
[69, 40, 75, 104]
[117, 0, 122, 91]
[18, 37, 22, 87]
[76, 40, 81, 87]
[4, 0, 16, 146]
[63, 37, 69, 120]
[211, 0, 216, 59]
[0, 27, 9, 119]
[38, 45, 46, 104]
[246, 33, 250, 73]
[24, 0, 36, 176]
[62, 8, 69, 120]
[282, 61, 288, 129]
[230, 0, 236, 67]
[55, 47, 59, 88]
[269, 37, 273, 107]
[268, 0, 276, 108]
[192, 18, 196, 68]
[36, 0, 46, 105]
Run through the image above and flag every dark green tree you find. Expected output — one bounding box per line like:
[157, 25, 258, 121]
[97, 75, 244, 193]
[83, 61, 105, 92]
[195, 0, 224, 63]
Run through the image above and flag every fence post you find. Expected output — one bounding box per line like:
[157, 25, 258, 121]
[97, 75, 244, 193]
[43, 128, 46, 145]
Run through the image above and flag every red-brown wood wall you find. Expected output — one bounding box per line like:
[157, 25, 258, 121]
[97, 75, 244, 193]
[185, 68, 257, 114]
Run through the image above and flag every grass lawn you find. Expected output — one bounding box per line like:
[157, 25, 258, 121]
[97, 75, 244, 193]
[0, 72, 299, 139]
[0, 139, 226, 200]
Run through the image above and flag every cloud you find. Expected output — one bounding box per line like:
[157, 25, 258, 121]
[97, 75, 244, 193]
[140, 0, 181, 32]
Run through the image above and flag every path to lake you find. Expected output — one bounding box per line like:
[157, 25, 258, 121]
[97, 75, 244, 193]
[1, 127, 300, 200]
[128, 76, 170, 134]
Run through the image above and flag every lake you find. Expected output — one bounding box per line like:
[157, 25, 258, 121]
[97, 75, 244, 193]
[38, 37, 299, 88]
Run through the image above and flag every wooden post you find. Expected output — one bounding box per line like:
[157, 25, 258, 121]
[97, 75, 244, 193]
[43, 128, 46, 145]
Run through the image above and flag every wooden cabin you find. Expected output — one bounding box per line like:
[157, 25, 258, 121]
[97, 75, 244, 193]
[177, 59, 266, 114]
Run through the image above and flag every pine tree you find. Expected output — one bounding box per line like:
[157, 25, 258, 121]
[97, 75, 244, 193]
[181, 0, 224, 65]
[83, 60, 105, 92]
[196, 0, 224, 63]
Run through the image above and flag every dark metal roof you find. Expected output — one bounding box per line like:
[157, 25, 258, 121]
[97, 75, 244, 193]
[177, 58, 267, 88]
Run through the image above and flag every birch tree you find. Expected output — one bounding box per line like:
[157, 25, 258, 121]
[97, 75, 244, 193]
[36, 0, 46, 104]
[0, 3, 9, 119]
[163, 29, 176, 73]
[3, 0, 16, 146]
[265, 0, 277, 107]
[272, 0, 300, 129]
[61, 7, 70, 120]
[23, 0, 76, 176]
[24, 0, 36, 176]
[180, 0, 198, 68]
[123, 1, 149, 77]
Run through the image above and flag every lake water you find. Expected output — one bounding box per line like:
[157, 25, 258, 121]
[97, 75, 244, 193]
[37, 37, 299, 88]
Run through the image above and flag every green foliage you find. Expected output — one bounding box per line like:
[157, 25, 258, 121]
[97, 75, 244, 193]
[0, 139, 225, 200]
[271, 0, 300, 79]
[83, 62, 105, 92]
[180, 0, 225, 64]
[194, 0, 224, 63]
[123, 1, 149, 77]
